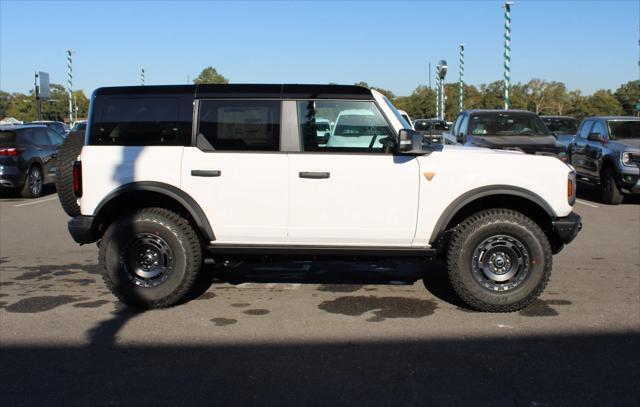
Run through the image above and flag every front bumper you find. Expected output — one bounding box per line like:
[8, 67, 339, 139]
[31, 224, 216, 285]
[68, 215, 98, 244]
[552, 212, 582, 245]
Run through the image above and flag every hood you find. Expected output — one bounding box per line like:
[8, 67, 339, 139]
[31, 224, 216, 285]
[609, 139, 640, 150]
[467, 135, 564, 154]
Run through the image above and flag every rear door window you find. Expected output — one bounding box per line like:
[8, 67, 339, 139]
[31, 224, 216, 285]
[196, 100, 281, 151]
[0, 131, 17, 148]
[31, 128, 51, 145]
[91, 98, 180, 146]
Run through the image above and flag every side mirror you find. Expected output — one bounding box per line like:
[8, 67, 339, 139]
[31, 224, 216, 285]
[397, 129, 425, 154]
[456, 133, 464, 144]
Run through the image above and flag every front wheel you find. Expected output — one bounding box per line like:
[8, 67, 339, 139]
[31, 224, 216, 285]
[99, 208, 203, 308]
[601, 167, 624, 205]
[446, 209, 552, 312]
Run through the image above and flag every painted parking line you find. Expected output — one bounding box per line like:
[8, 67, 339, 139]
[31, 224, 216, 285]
[14, 196, 59, 207]
[576, 199, 599, 208]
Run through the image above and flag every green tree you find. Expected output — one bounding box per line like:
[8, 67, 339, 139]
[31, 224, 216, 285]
[0, 91, 11, 118]
[395, 85, 437, 119]
[585, 90, 625, 116]
[193, 67, 229, 84]
[5, 93, 36, 122]
[614, 80, 640, 116]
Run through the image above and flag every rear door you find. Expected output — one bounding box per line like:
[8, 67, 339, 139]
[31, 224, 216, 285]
[288, 99, 420, 246]
[181, 99, 288, 243]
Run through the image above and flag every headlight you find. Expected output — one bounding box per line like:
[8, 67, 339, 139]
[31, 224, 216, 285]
[621, 152, 632, 166]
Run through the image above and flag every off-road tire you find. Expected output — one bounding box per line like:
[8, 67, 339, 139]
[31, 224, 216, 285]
[601, 167, 624, 205]
[20, 165, 43, 198]
[446, 209, 552, 312]
[99, 208, 203, 309]
[55, 130, 84, 216]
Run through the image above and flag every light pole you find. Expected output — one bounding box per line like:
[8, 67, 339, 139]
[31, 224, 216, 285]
[458, 44, 464, 114]
[66, 50, 74, 124]
[437, 60, 448, 121]
[503, 2, 513, 110]
[435, 65, 440, 118]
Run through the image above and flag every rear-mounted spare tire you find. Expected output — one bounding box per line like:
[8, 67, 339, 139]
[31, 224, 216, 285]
[55, 130, 85, 217]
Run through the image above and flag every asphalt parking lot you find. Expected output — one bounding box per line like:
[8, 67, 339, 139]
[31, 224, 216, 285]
[0, 185, 638, 406]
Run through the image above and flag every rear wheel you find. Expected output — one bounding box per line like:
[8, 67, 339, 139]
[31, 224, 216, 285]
[21, 165, 43, 198]
[445, 209, 552, 312]
[99, 208, 203, 308]
[601, 167, 624, 205]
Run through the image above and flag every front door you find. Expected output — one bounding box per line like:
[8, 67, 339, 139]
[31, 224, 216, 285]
[181, 99, 288, 243]
[288, 100, 420, 246]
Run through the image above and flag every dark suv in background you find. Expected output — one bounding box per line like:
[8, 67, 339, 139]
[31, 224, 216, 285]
[450, 110, 568, 161]
[0, 124, 63, 198]
[569, 116, 640, 204]
[413, 118, 450, 144]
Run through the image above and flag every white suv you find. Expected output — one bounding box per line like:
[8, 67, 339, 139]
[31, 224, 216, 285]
[58, 84, 581, 312]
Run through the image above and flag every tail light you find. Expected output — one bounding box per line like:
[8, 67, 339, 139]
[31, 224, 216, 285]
[567, 171, 576, 206]
[73, 161, 82, 197]
[0, 147, 22, 156]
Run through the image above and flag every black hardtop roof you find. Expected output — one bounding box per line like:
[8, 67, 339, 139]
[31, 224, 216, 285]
[93, 84, 374, 100]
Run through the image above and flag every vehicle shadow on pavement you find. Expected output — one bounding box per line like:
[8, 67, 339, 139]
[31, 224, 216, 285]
[0, 185, 57, 201]
[182, 258, 467, 308]
[1, 330, 638, 406]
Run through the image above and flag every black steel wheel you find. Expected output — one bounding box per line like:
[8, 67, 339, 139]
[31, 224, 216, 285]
[445, 209, 552, 312]
[99, 208, 203, 308]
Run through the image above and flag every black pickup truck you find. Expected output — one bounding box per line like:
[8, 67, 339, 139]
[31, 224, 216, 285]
[569, 116, 640, 204]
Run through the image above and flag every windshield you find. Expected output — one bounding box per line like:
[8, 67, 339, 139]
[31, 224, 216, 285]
[608, 120, 640, 140]
[542, 118, 579, 134]
[470, 112, 550, 136]
[382, 96, 412, 129]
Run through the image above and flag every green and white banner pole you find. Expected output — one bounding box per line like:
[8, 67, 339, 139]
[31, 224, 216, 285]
[459, 44, 464, 114]
[503, 2, 513, 110]
[66, 50, 73, 124]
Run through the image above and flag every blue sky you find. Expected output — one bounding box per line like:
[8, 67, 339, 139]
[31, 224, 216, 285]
[1, 0, 638, 96]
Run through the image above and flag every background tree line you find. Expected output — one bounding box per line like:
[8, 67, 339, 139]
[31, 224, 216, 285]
[0, 65, 636, 122]
[391, 79, 638, 121]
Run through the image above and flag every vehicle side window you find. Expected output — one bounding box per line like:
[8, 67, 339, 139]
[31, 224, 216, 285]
[452, 114, 463, 134]
[31, 128, 51, 145]
[459, 114, 470, 135]
[591, 121, 605, 137]
[578, 120, 593, 139]
[197, 100, 280, 151]
[297, 100, 393, 153]
[47, 129, 64, 145]
[91, 98, 181, 146]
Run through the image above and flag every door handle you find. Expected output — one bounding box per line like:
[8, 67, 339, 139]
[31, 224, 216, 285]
[191, 170, 221, 177]
[299, 171, 330, 179]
